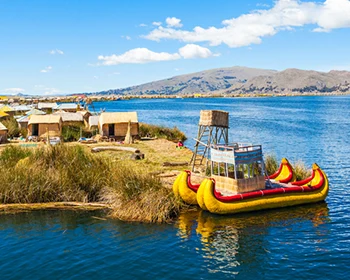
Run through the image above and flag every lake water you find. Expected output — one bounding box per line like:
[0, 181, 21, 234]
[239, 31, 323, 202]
[1, 96, 350, 279]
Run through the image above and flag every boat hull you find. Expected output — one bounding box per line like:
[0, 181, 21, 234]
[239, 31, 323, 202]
[199, 169, 328, 215]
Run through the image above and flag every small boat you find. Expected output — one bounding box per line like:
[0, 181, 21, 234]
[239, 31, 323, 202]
[173, 144, 329, 215]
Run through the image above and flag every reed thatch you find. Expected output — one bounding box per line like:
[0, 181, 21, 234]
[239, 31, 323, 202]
[199, 110, 229, 127]
[98, 112, 139, 137]
[28, 114, 62, 138]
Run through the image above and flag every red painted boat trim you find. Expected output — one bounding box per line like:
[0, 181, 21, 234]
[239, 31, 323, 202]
[291, 170, 315, 186]
[267, 163, 283, 179]
[213, 169, 325, 203]
[185, 170, 200, 192]
[278, 164, 293, 183]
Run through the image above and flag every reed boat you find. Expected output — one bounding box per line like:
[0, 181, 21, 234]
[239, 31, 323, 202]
[173, 144, 329, 215]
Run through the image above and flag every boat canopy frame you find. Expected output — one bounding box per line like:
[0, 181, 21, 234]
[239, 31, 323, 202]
[210, 143, 267, 180]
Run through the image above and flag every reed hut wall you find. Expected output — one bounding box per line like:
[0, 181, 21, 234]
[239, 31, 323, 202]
[27, 115, 62, 138]
[0, 129, 7, 137]
[27, 123, 61, 138]
[199, 110, 229, 127]
[0, 131, 7, 143]
[62, 120, 84, 127]
[19, 122, 28, 130]
[100, 123, 139, 137]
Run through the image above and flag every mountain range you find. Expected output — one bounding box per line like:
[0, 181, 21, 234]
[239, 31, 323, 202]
[90, 66, 350, 96]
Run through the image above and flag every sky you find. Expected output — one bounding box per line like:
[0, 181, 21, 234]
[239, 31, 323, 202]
[1, 0, 350, 95]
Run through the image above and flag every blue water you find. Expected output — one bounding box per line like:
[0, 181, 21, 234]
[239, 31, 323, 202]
[1, 96, 350, 279]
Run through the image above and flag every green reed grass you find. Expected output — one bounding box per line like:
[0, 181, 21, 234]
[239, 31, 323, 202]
[0, 145, 182, 223]
[264, 155, 311, 180]
[264, 154, 279, 176]
[139, 123, 187, 142]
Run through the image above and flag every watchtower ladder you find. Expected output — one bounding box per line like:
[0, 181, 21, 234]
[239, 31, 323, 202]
[190, 110, 229, 172]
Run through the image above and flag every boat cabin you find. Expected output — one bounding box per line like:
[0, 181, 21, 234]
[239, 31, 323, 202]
[210, 144, 266, 194]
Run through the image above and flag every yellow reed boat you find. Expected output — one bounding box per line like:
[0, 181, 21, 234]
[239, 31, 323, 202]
[173, 144, 329, 215]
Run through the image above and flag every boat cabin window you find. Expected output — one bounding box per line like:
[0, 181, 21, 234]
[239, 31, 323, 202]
[210, 144, 266, 180]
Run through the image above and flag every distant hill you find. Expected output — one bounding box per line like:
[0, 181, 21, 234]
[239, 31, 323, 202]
[92, 66, 276, 96]
[90, 67, 350, 96]
[224, 68, 350, 94]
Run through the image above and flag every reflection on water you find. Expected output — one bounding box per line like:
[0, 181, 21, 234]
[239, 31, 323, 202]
[176, 203, 330, 277]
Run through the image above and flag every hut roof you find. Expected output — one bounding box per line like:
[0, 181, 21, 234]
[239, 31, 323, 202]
[99, 112, 138, 125]
[26, 108, 46, 116]
[77, 110, 91, 117]
[17, 115, 30, 123]
[0, 105, 15, 112]
[55, 112, 83, 122]
[55, 103, 78, 110]
[0, 111, 9, 118]
[28, 114, 61, 125]
[38, 102, 58, 109]
[0, 122, 7, 131]
[53, 109, 66, 114]
[89, 115, 99, 128]
[13, 105, 32, 112]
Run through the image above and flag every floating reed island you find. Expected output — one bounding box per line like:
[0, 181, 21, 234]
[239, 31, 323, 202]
[0, 123, 191, 223]
[0, 139, 310, 223]
[0, 105, 314, 222]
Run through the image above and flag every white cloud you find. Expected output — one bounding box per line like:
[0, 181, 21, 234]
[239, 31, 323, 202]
[144, 0, 350, 48]
[121, 35, 132, 40]
[166, 17, 183, 28]
[178, 44, 214, 59]
[98, 44, 219, 65]
[93, 76, 99, 79]
[42, 87, 61, 95]
[98, 48, 181, 65]
[152, 21, 162, 26]
[49, 49, 64, 55]
[256, 3, 270, 8]
[40, 66, 52, 73]
[139, 23, 147, 27]
[1, 88, 25, 94]
[108, 72, 121, 76]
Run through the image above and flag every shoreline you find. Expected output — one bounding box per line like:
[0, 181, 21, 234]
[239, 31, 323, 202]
[1, 91, 349, 105]
[0, 139, 193, 222]
[0, 202, 112, 214]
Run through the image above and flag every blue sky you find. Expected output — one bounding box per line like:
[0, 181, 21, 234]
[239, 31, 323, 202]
[1, 0, 350, 95]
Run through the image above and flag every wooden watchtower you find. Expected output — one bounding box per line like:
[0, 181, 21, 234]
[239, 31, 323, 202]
[190, 110, 229, 172]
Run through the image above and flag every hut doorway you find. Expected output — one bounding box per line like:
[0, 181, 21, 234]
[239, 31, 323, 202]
[108, 124, 115, 136]
[32, 124, 39, 136]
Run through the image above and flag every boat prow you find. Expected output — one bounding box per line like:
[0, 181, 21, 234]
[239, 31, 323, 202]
[267, 158, 295, 183]
[173, 170, 201, 205]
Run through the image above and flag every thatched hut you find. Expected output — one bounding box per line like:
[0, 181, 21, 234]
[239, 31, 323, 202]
[0, 111, 9, 120]
[37, 102, 58, 113]
[0, 121, 8, 143]
[53, 112, 84, 127]
[17, 115, 30, 130]
[18, 109, 46, 130]
[12, 105, 32, 115]
[28, 115, 62, 138]
[0, 105, 15, 117]
[77, 110, 92, 127]
[89, 115, 99, 131]
[98, 112, 139, 139]
[54, 103, 79, 113]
